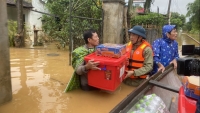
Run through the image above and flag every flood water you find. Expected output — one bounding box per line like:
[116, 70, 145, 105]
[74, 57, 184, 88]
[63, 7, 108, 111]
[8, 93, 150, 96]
[0, 42, 133, 113]
[0, 33, 199, 113]
[177, 33, 200, 57]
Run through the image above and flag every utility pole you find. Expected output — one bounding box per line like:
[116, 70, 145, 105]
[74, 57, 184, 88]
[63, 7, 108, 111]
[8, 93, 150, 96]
[0, 0, 12, 104]
[127, 0, 133, 28]
[16, 0, 24, 47]
[167, 0, 171, 25]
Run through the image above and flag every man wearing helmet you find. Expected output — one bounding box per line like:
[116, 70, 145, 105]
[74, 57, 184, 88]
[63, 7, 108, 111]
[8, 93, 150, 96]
[123, 25, 153, 87]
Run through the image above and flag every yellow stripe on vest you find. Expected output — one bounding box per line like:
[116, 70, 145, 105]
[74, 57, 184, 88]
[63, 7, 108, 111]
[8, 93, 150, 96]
[140, 44, 147, 49]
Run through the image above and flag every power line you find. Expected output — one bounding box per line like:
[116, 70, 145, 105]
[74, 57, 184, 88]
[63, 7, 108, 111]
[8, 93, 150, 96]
[173, 0, 183, 14]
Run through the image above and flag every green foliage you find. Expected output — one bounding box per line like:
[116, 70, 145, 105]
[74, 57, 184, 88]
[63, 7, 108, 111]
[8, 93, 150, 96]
[182, 21, 192, 32]
[8, 20, 17, 47]
[170, 12, 186, 29]
[131, 13, 165, 26]
[131, 11, 186, 30]
[42, 0, 102, 47]
[186, 0, 200, 30]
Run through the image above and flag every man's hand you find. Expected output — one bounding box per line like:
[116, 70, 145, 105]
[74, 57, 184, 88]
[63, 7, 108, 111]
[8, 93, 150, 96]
[157, 62, 165, 73]
[126, 58, 129, 66]
[124, 70, 134, 79]
[85, 59, 101, 70]
[170, 59, 177, 69]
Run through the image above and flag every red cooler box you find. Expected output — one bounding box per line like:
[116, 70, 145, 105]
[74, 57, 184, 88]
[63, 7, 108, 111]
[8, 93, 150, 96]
[84, 53, 127, 91]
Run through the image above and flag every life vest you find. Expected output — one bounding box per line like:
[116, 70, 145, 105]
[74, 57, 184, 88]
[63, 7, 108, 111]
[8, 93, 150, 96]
[126, 40, 151, 79]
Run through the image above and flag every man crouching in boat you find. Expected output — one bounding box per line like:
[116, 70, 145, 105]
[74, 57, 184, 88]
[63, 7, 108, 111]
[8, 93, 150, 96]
[123, 25, 153, 87]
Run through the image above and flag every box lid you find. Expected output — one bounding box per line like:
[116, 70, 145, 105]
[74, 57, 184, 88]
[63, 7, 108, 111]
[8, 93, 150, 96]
[187, 76, 200, 86]
[84, 53, 126, 66]
[97, 43, 125, 49]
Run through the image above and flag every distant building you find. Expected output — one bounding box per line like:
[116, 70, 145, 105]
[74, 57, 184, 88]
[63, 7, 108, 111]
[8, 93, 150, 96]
[133, 0, 146, 7]
[6, 0, 48, 42]
[133, 0, 145, 13]
[125, 0, 146, 13]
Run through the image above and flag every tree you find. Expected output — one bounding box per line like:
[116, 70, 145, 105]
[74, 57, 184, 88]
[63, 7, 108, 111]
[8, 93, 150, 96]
[127, 0, 134, 28]
[186, 0, 200, 30]
[170, 12, 186, 29]
[144, 0, 154, 13]
[42, 0, 102, 47]
[16, 0, 24, 47]
[183, 20, 192, 32]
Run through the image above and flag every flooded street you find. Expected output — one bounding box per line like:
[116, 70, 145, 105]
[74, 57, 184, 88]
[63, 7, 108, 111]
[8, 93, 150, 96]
[0, 33, 199, 113]
[0, 43, 133, 113]
[177, 34, 199, 57]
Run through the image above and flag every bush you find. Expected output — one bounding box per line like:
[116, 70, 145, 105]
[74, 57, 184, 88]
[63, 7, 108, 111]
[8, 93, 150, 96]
[8, 20, 17, 47]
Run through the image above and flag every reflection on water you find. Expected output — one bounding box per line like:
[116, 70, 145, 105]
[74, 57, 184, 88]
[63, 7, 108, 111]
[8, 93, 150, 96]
[0, 43, 133, 113]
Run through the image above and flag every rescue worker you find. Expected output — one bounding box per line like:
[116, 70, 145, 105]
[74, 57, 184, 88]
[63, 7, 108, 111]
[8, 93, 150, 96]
[123, 25, 153, 87]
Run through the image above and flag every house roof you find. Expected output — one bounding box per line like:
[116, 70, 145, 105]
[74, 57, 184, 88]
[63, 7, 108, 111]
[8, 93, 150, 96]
[6, 0, 33, 8]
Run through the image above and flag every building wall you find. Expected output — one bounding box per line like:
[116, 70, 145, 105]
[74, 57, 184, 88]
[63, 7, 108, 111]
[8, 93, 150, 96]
[28, 0, 48, 42]
[7, 0, 49, 44]
[133, 3, 144, 7]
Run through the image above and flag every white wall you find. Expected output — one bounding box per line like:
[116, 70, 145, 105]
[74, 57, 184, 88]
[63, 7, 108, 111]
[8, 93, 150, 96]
[7, 1, 49, 46]
[27, 0, 49, 41]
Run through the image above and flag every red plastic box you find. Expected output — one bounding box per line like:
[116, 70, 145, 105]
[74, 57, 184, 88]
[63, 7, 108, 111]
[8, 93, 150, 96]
[84, 53, 127, 91]
[178, 86, 197, 113]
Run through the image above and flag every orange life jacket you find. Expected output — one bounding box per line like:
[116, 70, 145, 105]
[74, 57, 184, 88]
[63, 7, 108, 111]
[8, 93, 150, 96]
[126, 40, 152, 79]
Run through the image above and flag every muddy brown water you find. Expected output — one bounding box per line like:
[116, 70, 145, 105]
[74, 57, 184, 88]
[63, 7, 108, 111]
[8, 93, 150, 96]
[0, 43, 133, 113]
[0, 34, 199, 113]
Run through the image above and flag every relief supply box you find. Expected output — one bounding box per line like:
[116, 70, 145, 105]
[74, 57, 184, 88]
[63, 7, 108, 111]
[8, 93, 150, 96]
[182, 76, 200, 100]
[84, 53, 127, 91]
[96, 43, 126, 58]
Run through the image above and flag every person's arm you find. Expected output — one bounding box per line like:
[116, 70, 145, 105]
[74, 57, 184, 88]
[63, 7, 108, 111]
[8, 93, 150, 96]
[170, 41, 179, 68]
[134, 47, 153, 76]
[76, 62, 88, 75]
[152, 39, 161, 65]
[174, 41, 179, 60]
[71, 50, 88, 75]
[76, 59, 101, 75]
[152, 39, 165, 72]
